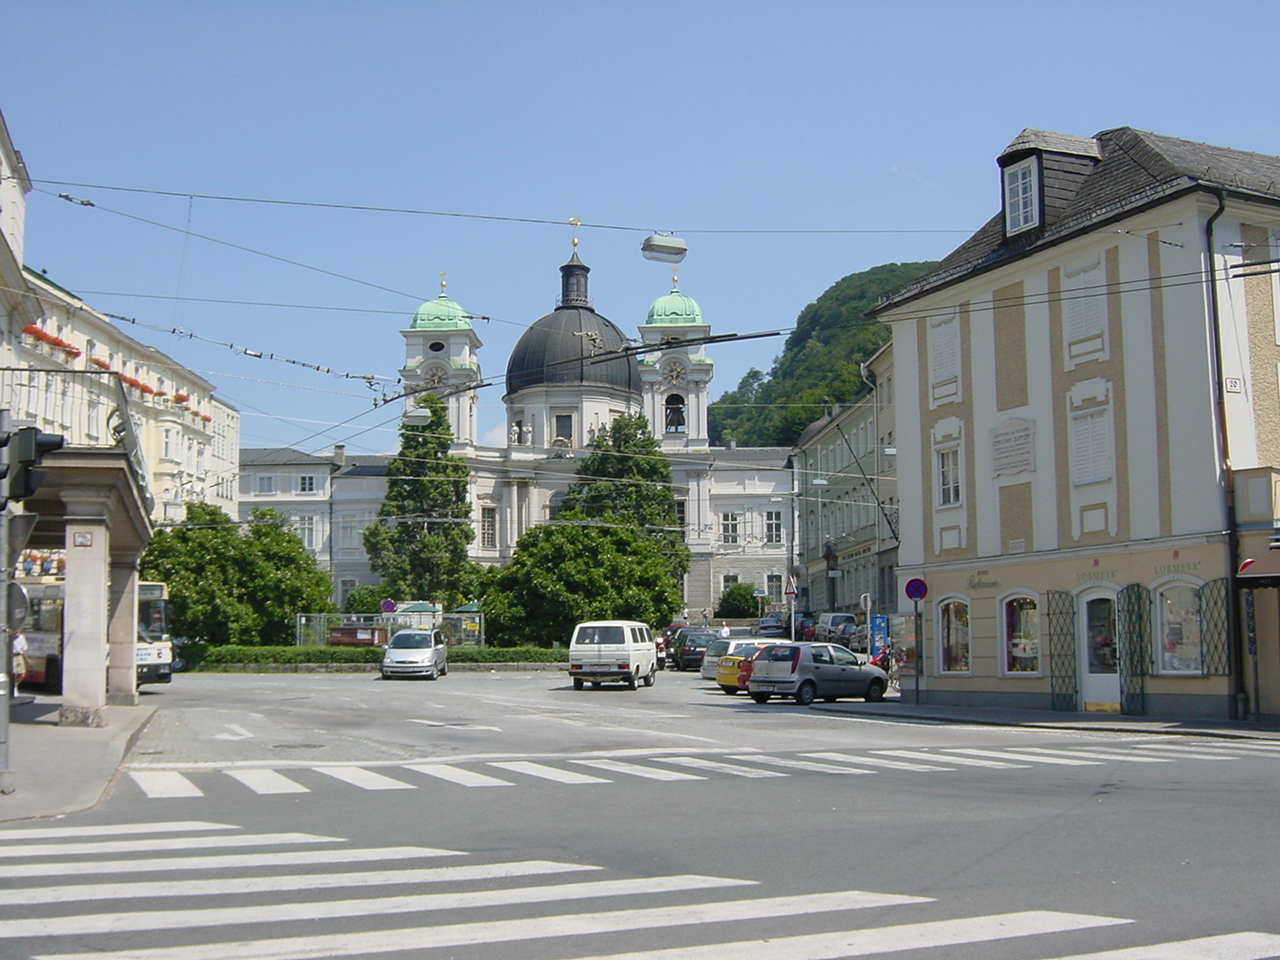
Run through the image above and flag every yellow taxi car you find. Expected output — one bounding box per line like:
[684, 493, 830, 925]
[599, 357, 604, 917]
[714, 642, 769, 694]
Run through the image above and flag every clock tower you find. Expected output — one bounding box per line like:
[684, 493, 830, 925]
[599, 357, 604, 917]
[400, 276, 482, 448]
[637, 276, 713, 451]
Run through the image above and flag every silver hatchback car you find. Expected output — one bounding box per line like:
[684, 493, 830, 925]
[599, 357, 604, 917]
[745, 642, 888, 705]
[381, 629, 449, 680]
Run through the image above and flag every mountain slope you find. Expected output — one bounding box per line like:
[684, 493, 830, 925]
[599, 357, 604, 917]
[708, 261, 936, 448]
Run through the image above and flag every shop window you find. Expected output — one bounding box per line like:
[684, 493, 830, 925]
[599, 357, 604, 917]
[939, 599, 970, 673]
[1155, 583, 1202, 674]
[1002, 596, 1040, 674]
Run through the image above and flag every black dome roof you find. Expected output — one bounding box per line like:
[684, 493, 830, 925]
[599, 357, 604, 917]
[504, 254, 640, 397]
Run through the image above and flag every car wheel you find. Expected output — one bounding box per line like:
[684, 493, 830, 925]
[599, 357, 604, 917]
[426, 667, 438, 681]
[380, 671, 391, 680]
[794, 681, 817, 706]
[750, 692, 772, 704]
[864, 679, 886, 702]
[719, 685, 739, 695]
[573, 678, 584, 690]
[626, 671, 638, 691]
[642, 664, 656, 687]
[171, 657, 186, 672]
[441, 662, 448, 676]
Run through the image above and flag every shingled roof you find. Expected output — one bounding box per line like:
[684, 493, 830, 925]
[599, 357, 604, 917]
[878, 127, 1280, 311]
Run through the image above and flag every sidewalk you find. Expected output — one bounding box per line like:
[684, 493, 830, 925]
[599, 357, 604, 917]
[4, 684, 1280, 824]
[0, 692, 156, 823]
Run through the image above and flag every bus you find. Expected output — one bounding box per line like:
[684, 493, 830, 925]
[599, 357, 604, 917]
[19, 577, 174, 689]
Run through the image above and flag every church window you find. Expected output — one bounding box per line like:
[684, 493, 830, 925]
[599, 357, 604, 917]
[428, 341, 445, 353]
[555, 414, 573, 442]
[664, 394, 687, 433]
[481, 507, 497, 549]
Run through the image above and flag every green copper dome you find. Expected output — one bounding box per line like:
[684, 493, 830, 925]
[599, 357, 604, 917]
[645, 287, 704, 325]
[410, 292, 470, 330]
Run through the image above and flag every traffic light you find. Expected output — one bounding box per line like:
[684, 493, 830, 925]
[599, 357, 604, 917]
[5, 427, 65, 504]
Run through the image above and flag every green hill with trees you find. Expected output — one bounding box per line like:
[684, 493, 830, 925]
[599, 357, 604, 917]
[708, 261, 936, 448]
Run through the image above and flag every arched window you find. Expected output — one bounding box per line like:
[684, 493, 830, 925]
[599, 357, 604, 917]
[1155, 582, 1201, 674]
[938, 599, 970, 673]
[664, 394, 687, 433]
[1001, 595, 1040, 674]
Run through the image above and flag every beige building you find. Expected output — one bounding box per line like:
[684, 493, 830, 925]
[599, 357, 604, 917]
[875, 127, 1280, 720]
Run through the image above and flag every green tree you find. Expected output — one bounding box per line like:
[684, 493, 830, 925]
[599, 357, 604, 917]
[140, 502, 335, 645]
[363, 394, 480, 610]
[483, 521, 683, 647]
[716, 582, 760, 619]
[343, 583, 388, 615]
[561, 412, 690, 581]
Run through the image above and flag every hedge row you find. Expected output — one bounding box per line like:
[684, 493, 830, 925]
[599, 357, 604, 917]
[195, 645, 567, 667]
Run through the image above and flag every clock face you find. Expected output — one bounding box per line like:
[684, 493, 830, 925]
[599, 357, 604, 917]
[663, 363, 685, 384]
[425, 368, 447, 386]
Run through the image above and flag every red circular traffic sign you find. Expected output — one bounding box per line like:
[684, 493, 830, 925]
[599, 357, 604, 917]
[904, 578, 928, 601]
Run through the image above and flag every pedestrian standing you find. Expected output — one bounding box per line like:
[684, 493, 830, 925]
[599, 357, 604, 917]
[719, 622, 731, 639]
[11, 630, 29, 692]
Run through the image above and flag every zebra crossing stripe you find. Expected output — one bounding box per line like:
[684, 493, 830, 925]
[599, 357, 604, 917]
[0, 833, 339, 860]
[128, 771, 203, 798]
[947, 748, 1103, 766]
[875, 749, 1030, 769]
[1131, 744, 1243, 760]
[488, 761, 611, 784]
[32, 889, 930, 960]
[224, 769, 310, 794]
[729, 755, 874, 775]
[402, 763, 514, 787]
[571, 758, 705, 781]
[0, 859, 597, 906]
[1018, 748, 1174, 764]
[0, 821, 235, 840]
[1, 846, 462, 878]
[561, 910, 1130, 959]
[657, 756, 790, 778]
[805, 751, 954, 772]
[1039, 931, 1280, 959]
[0, 873, 754, 939]
[312, 767, 415, 790]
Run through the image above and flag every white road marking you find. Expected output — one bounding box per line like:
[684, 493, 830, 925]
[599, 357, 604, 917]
[1041, 931, 1280, 959]
[224, 769, 310, 794]
[804, 751, 954, 772]
[571, 758, 705, 781]
[0, 821, 234, 840]
[127, 771, 204, 798]
[2, 873, 753, 939]
[0, 846, 462, 878]
[1131, 743, 1244, 760]
[488, 761, 611, 784]
[407, 719, 502, 731]
[1019, 747, 1174, 764]
[312, 766, 415, 790]
[729, 755, 874, 775]
[212, 724, 255, 741]
[657, 756, 789, 778]
[0, 859, 596, 905]
[0, 833, 338, 859]
[402, 763, 514, 787]
[947, 748, 1103, 766]
[33, 889, 928, 960]
[875, 749, 1030, 769]
[562, 910, 1130, 959]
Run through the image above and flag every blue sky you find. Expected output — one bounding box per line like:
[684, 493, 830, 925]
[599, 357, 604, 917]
[7, 0, 1280, 455]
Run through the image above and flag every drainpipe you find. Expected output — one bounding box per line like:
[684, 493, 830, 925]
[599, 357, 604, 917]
[1204, 189, 1246, 720]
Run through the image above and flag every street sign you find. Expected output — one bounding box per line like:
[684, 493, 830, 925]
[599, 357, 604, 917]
[905, 578, 928, 601]
[8, 580, 27, 630]
[380, 599, 397, 613]
[784, 577, 797, 597]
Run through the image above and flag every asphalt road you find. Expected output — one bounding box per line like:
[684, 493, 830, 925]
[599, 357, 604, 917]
[3, 670, 1280, 960]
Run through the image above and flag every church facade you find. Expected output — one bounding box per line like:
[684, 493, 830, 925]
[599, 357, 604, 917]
[400, 249, 796, 613]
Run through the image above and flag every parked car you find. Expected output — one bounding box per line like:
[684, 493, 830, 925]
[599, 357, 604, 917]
[835, 621, 869, 652]
[714, 642, 770, 694]
[751, 617, 786, 637]
[567, 620, 657, 690]
[381, 629, 449, 680]
[669, 629, 716, 671]
[736, 646, 768, 691]
[701, 638, 770, 682]
[797, 617, 818, 642]
[815, 612, 861, 644]
[746, 642, 888, 705]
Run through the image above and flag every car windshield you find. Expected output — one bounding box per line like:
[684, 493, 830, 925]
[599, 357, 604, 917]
[683, 635, 712, 648]
[390, 633, 434, 649]
[760, 645, 800, 662]
[574, 626, 627, 644]
[704, 640, 729, 658]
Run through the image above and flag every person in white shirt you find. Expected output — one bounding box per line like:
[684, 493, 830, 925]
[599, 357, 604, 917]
[11, 631, 29, 690]
[718, 623, 731, 639]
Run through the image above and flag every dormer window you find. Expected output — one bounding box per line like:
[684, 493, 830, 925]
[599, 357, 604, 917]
[1003, 156, 1040, 235]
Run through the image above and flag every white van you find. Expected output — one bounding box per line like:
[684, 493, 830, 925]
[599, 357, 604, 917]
[567, 620, 657, 690]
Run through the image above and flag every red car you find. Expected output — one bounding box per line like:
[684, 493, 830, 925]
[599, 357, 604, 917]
[736, 646, 768, 690]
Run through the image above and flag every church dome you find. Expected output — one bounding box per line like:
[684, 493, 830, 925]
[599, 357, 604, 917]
[410, 291, 470, 330]
[645, 287, 704, 325]
[504, 253, 639, 397]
